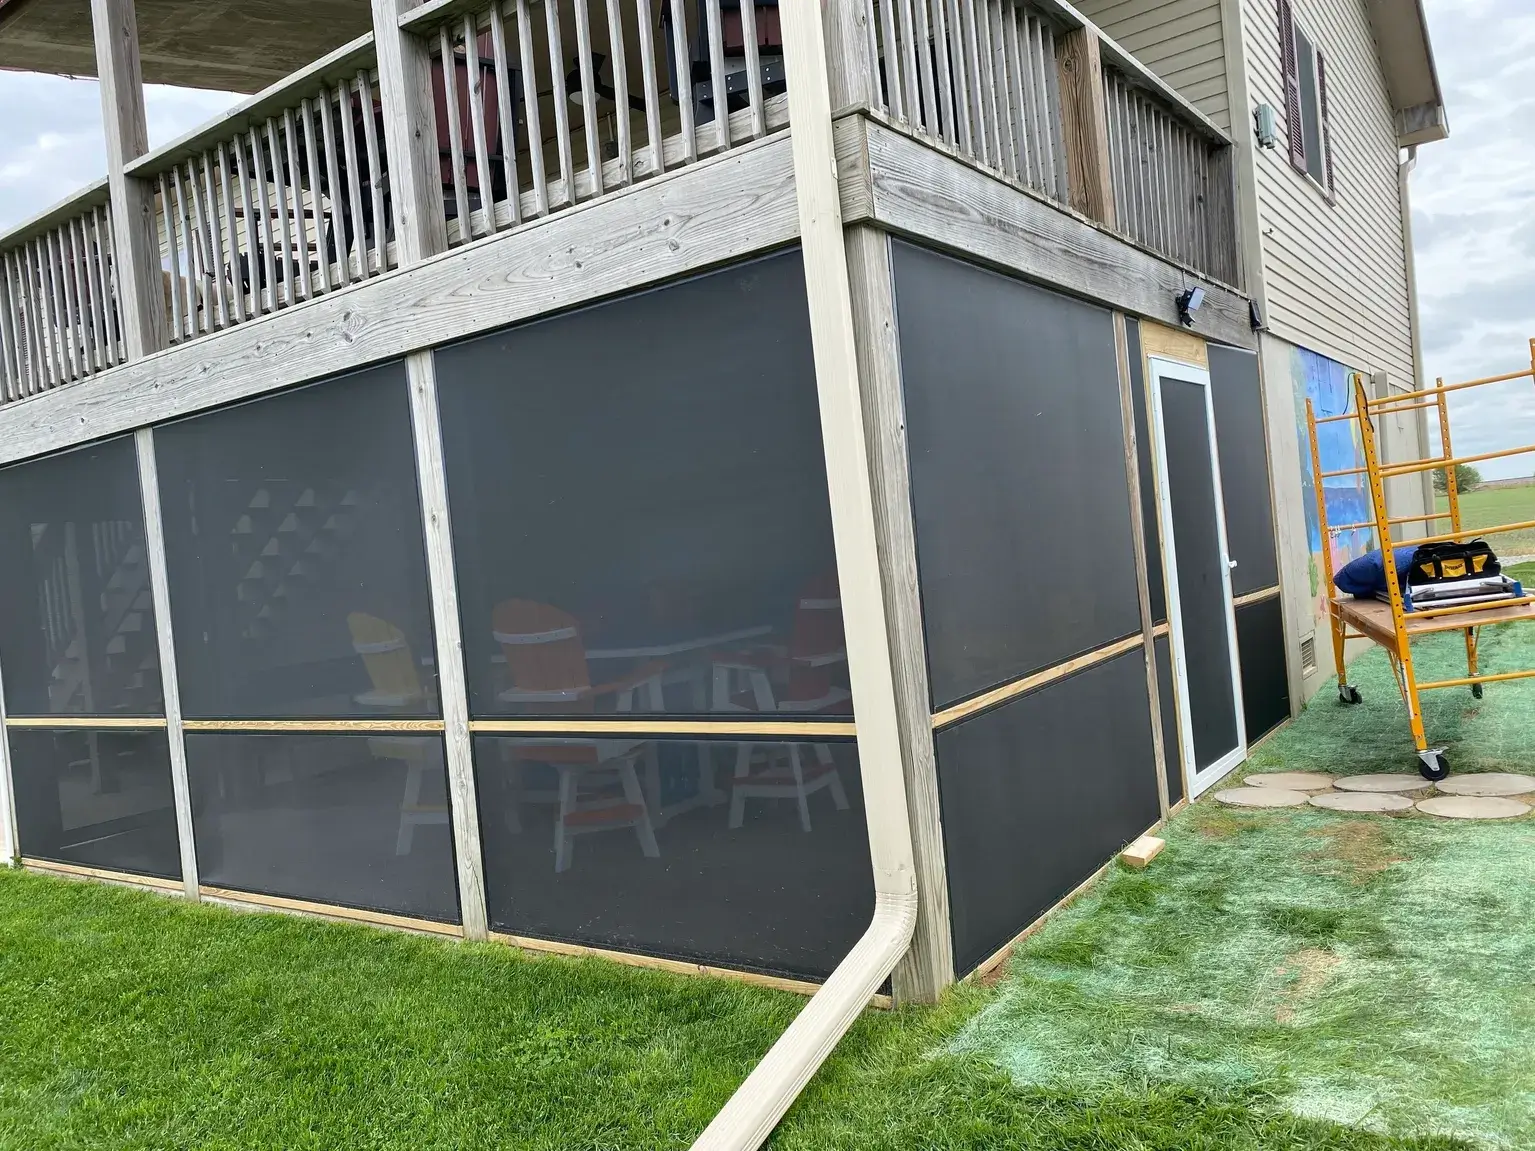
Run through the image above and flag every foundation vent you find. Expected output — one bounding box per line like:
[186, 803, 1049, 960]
[1300, 635, 1317, 673]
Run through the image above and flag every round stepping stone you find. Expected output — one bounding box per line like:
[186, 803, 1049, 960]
[1417, 795, 1531, 820]
[1309, 791, 1415, 813]
[1334, 773, 1429, 793]
[1215, 787, 1309, 808]
[1245, 772, 1337, 791]
[1435, 773, 1535, 797]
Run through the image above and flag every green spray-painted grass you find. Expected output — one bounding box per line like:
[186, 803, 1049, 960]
[949, 629, 1535, 1149]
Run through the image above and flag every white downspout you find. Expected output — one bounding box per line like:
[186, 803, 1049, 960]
[690, 1, 921, 1148]
[1399, 145, 1436, 519]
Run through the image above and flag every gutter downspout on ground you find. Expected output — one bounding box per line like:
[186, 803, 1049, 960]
[691, 2, 922, 1148]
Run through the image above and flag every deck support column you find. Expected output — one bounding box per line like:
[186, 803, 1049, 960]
[842, 226, 954, 1000]
[90, 0, 168, 359]
[406, 349, 487, 940]
[135, 428, 200, 899]
[374, 0, 485, 939]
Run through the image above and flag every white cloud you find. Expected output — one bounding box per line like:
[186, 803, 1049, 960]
[1413, 0, 1535, 480]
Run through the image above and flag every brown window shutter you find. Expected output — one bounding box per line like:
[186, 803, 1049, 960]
[1317, 50, 1336, 192]
[1278, 0, 1305, 172]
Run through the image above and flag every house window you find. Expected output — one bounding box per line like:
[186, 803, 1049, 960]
[1278, 0, 1334, 195]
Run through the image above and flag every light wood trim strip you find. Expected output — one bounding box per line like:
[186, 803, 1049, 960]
[1114, 312, 1168, 819]
[1139, 319, 1207, 368]
[181, 719, 446, 733]
[23, 857, 185, 892]
[967, 814, 1165, 981]
[5, 715, 168, 729]
[1233, 585, 1280, 609]
[489, 930, 890, 1008]
[201, 885, 465, 936]
[931, 633, 1145, 730]
[469, 719, 858, 738]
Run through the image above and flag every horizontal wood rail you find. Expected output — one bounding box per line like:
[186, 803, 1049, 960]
[931, 632, 1143, 730]
[22, 857, 184, 891]
[5, 715, 168, 729]
[1233, 585, 1280, 608]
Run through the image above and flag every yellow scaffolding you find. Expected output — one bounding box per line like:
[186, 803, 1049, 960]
[1305, 340, 1535, 781]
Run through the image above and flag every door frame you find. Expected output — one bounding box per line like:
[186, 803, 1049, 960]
[1146, 354, 1248, 798]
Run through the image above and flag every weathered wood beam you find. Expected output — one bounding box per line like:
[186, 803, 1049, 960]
[1055, 26, 1115, 228]
[90, 0, 168, 358]
[0, 135, 798, 467]
[840, 117, 1254, 349]
[372, 0, 448, 261]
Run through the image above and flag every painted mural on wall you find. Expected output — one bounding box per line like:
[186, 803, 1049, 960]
[1291, 346, 1370, 618]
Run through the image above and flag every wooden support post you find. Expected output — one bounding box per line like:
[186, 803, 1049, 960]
[1114, 314, 1170, 818]
[372, 0, 449, 262]
[844, 225, 953, 1001]
[90, 0, 168, 359]
[405, 349, 488, 940]
[134, 428, 200, 899]
[824, 0, 876, 111]
[0, 652, 17, 865]
[1055, 26, 1115, 228]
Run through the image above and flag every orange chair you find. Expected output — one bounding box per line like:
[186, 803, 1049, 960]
[491, 600, 664, 870]
[347, 612, 448, 855]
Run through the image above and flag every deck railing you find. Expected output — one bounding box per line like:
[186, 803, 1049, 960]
[865, 0, 1069, 204]
[409, 0, 791, 247]
[0, 183, 125, 401]
[1103, 62, 1239, 287]
[125, 36, 396, 345]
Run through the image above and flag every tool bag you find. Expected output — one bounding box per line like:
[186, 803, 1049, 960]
[1407, 539, 1501, 585]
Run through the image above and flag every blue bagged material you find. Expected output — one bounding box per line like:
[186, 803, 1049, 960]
[1334, 546, 1419, 597]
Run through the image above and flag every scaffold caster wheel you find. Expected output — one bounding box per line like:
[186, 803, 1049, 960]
[1472, 683, 1484, 700]
[1418, 750, 1450, 783]
[1339, 684, 1362, 705]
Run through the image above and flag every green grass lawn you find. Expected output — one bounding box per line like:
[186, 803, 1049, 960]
[1435, 481, 1535, 556]
[5, 630, 1534, 1149]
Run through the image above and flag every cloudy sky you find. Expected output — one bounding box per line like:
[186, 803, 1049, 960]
[0, 0, 1530, 474]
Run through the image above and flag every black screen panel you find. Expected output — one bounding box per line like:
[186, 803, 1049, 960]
[936, 650, 1161, 976]
[1154, 632, 1183, 807]
[436, 251, 847, 720]
[1236, 597, 1291, 741]
[155, 364, 438, 719]
[9, 728, 180, 879]
[1125, 320, 1167, 625]
[475, 736, 872, 980]
[1210, 345, 1279, 596]
[0, 438, 162, 717]
[1161, 376, 1241, 770]
[893, 241, 1141, 708]
[185, 732, 460, 922]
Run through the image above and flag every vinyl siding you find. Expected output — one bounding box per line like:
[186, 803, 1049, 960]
[1243, 0, 1414, 385]
[1075, 0, 1232, 131]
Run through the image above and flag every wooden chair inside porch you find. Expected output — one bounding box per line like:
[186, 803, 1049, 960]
[711, 573, 852, 831]
[491, 599, 663, 870]
[347, 612, 448, 856]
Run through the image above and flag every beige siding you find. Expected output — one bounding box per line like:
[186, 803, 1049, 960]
[1075, 0, 1232, 131]
[1243, 0, 1414, 385]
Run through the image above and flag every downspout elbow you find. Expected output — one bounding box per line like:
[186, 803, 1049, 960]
[691, 886, 919, 1151]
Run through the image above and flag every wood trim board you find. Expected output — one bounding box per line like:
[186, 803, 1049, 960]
[931, 634, 1146, 731]
[1233, 585, 1281, 608]
[0, 132, 799, 467]
[6, 715, 168, 729]
[488, 930, 890, 1008]
[841, 118, 1255, 349]
[1139, 320, 1209, 369]
[22, 856, 186, 892]
[467, 719, 858, 738]
[200, 885, 465, 936]
[181, 719, 446, 733]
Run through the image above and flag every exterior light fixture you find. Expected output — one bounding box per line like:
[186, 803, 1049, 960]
[1176, 287, 1206, 327]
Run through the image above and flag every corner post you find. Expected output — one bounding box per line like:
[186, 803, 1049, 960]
[374, 0, 484, 939]
[1055, 26, 1115, 228]
[135, 428, 200, 899]
[0, 657, 17, 866]
[844, 226, 955, 1000]
[90, 0, 168, 358]
[372, 0, 449, 262]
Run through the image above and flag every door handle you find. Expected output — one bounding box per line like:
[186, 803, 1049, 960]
[1228, 560, 1239, 569]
